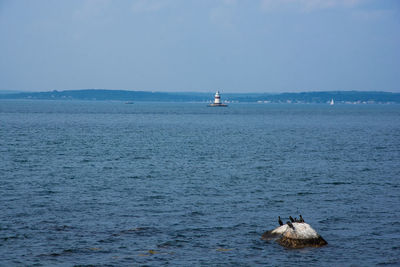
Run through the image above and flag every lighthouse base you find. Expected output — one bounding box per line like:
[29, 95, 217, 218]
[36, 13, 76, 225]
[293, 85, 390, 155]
[207, 103, 228, 107]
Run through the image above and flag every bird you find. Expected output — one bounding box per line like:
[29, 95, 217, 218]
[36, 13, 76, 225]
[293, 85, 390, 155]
[294, 217, 299, 222]
[289, 216, 295, 223]
[287, 221, 294, 229]
[278, 216, 283, 226]
[299, 215, 304, 223]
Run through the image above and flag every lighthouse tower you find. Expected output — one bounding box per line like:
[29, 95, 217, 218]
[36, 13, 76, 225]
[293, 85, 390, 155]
[214, 91, 221, 104]
[207, 90, 228, 107]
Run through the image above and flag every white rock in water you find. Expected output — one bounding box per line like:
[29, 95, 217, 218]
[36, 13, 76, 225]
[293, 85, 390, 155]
[281, 223, 319, 239]
[262, 222, 327, 248]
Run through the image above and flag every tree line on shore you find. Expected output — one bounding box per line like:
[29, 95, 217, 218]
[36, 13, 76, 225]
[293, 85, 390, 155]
[1, 89, 399, 103]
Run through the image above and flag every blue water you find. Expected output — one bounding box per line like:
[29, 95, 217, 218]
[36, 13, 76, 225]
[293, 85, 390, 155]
[1, 101, 400, 266]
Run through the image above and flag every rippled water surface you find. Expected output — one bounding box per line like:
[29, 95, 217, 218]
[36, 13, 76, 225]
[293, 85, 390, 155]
[1, 101, 400, 266]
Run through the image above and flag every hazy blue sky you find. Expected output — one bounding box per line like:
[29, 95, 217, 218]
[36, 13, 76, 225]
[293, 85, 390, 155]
[1, 0, 399, 93]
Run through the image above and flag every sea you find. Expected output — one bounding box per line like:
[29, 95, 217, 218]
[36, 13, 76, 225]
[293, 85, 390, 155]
[1, 100, 399, 266]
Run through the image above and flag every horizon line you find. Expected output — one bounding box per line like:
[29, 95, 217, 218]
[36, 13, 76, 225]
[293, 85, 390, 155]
[1, 89, 399, 94]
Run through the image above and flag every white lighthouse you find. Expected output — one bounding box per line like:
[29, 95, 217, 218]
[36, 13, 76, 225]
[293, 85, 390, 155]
[207, 90, 228, 107]
[214, 91, 221, 104]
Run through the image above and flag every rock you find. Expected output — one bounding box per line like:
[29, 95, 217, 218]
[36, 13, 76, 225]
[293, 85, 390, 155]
[261, 222, 327, 249]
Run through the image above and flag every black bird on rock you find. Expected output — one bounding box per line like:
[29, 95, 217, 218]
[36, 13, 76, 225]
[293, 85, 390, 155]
[287, 221, 294, 229]
[299, 215, 305, 223]
[289, 216, 295, 223]
[278, 216, 283, 226]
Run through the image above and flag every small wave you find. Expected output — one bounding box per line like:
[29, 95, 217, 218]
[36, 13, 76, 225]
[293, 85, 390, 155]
[39, 247, 112, 259]
[269, 199, 284, 203]
[102, 166, 113, 170]
[377, 259, 400, 265]
[126, 175, 141, 179]
[111, 226, 161, 237]
[297, 192, 315, 196]
[361, 167, 373, 172]
[39, 248, 80, 257]
[1, 234, 26, 241]
[184, 211, 205, 217]
[319, 217, 346, 224]
[157, 239, 189, 248]
[13, 159, 28, 163]
[325, 181, 352, 185]
[52, 225, 74, 231]
[133, 156, 151, 160]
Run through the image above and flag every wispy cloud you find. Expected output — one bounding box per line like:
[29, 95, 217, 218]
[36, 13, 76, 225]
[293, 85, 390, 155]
[208, 0, 239, 29]
[131, 0, 172, 13]
[352, 9, 397, 21]
[221, 0, 237, 6]
[74, 0, 112, 19]
[261, 0, 366, 12]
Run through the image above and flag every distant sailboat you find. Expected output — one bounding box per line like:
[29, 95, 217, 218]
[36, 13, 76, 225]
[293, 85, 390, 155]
[330, 99, 334, 105]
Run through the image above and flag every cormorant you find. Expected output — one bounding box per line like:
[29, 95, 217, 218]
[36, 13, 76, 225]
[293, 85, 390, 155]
[287, 221, 294, 229]
[299, 215, 304, 223]
[289, 216, 295, 223]
[278, 216, 283, 226]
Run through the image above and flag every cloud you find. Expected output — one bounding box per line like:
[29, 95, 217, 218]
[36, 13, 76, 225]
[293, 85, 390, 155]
[260, 0, 365, 12]
[209, 0, 238, 29]
[221, 0, 237, 5]
[131, 0, 171, 13]
[352, 9, 397, 21]
[74, 0, 112, 19]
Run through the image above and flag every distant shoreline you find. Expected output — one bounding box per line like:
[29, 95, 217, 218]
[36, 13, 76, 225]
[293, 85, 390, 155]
[1, 89, 399, 104]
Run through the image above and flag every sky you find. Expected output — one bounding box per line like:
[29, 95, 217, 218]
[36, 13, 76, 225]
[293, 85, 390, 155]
[0, 0, 399, 93]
